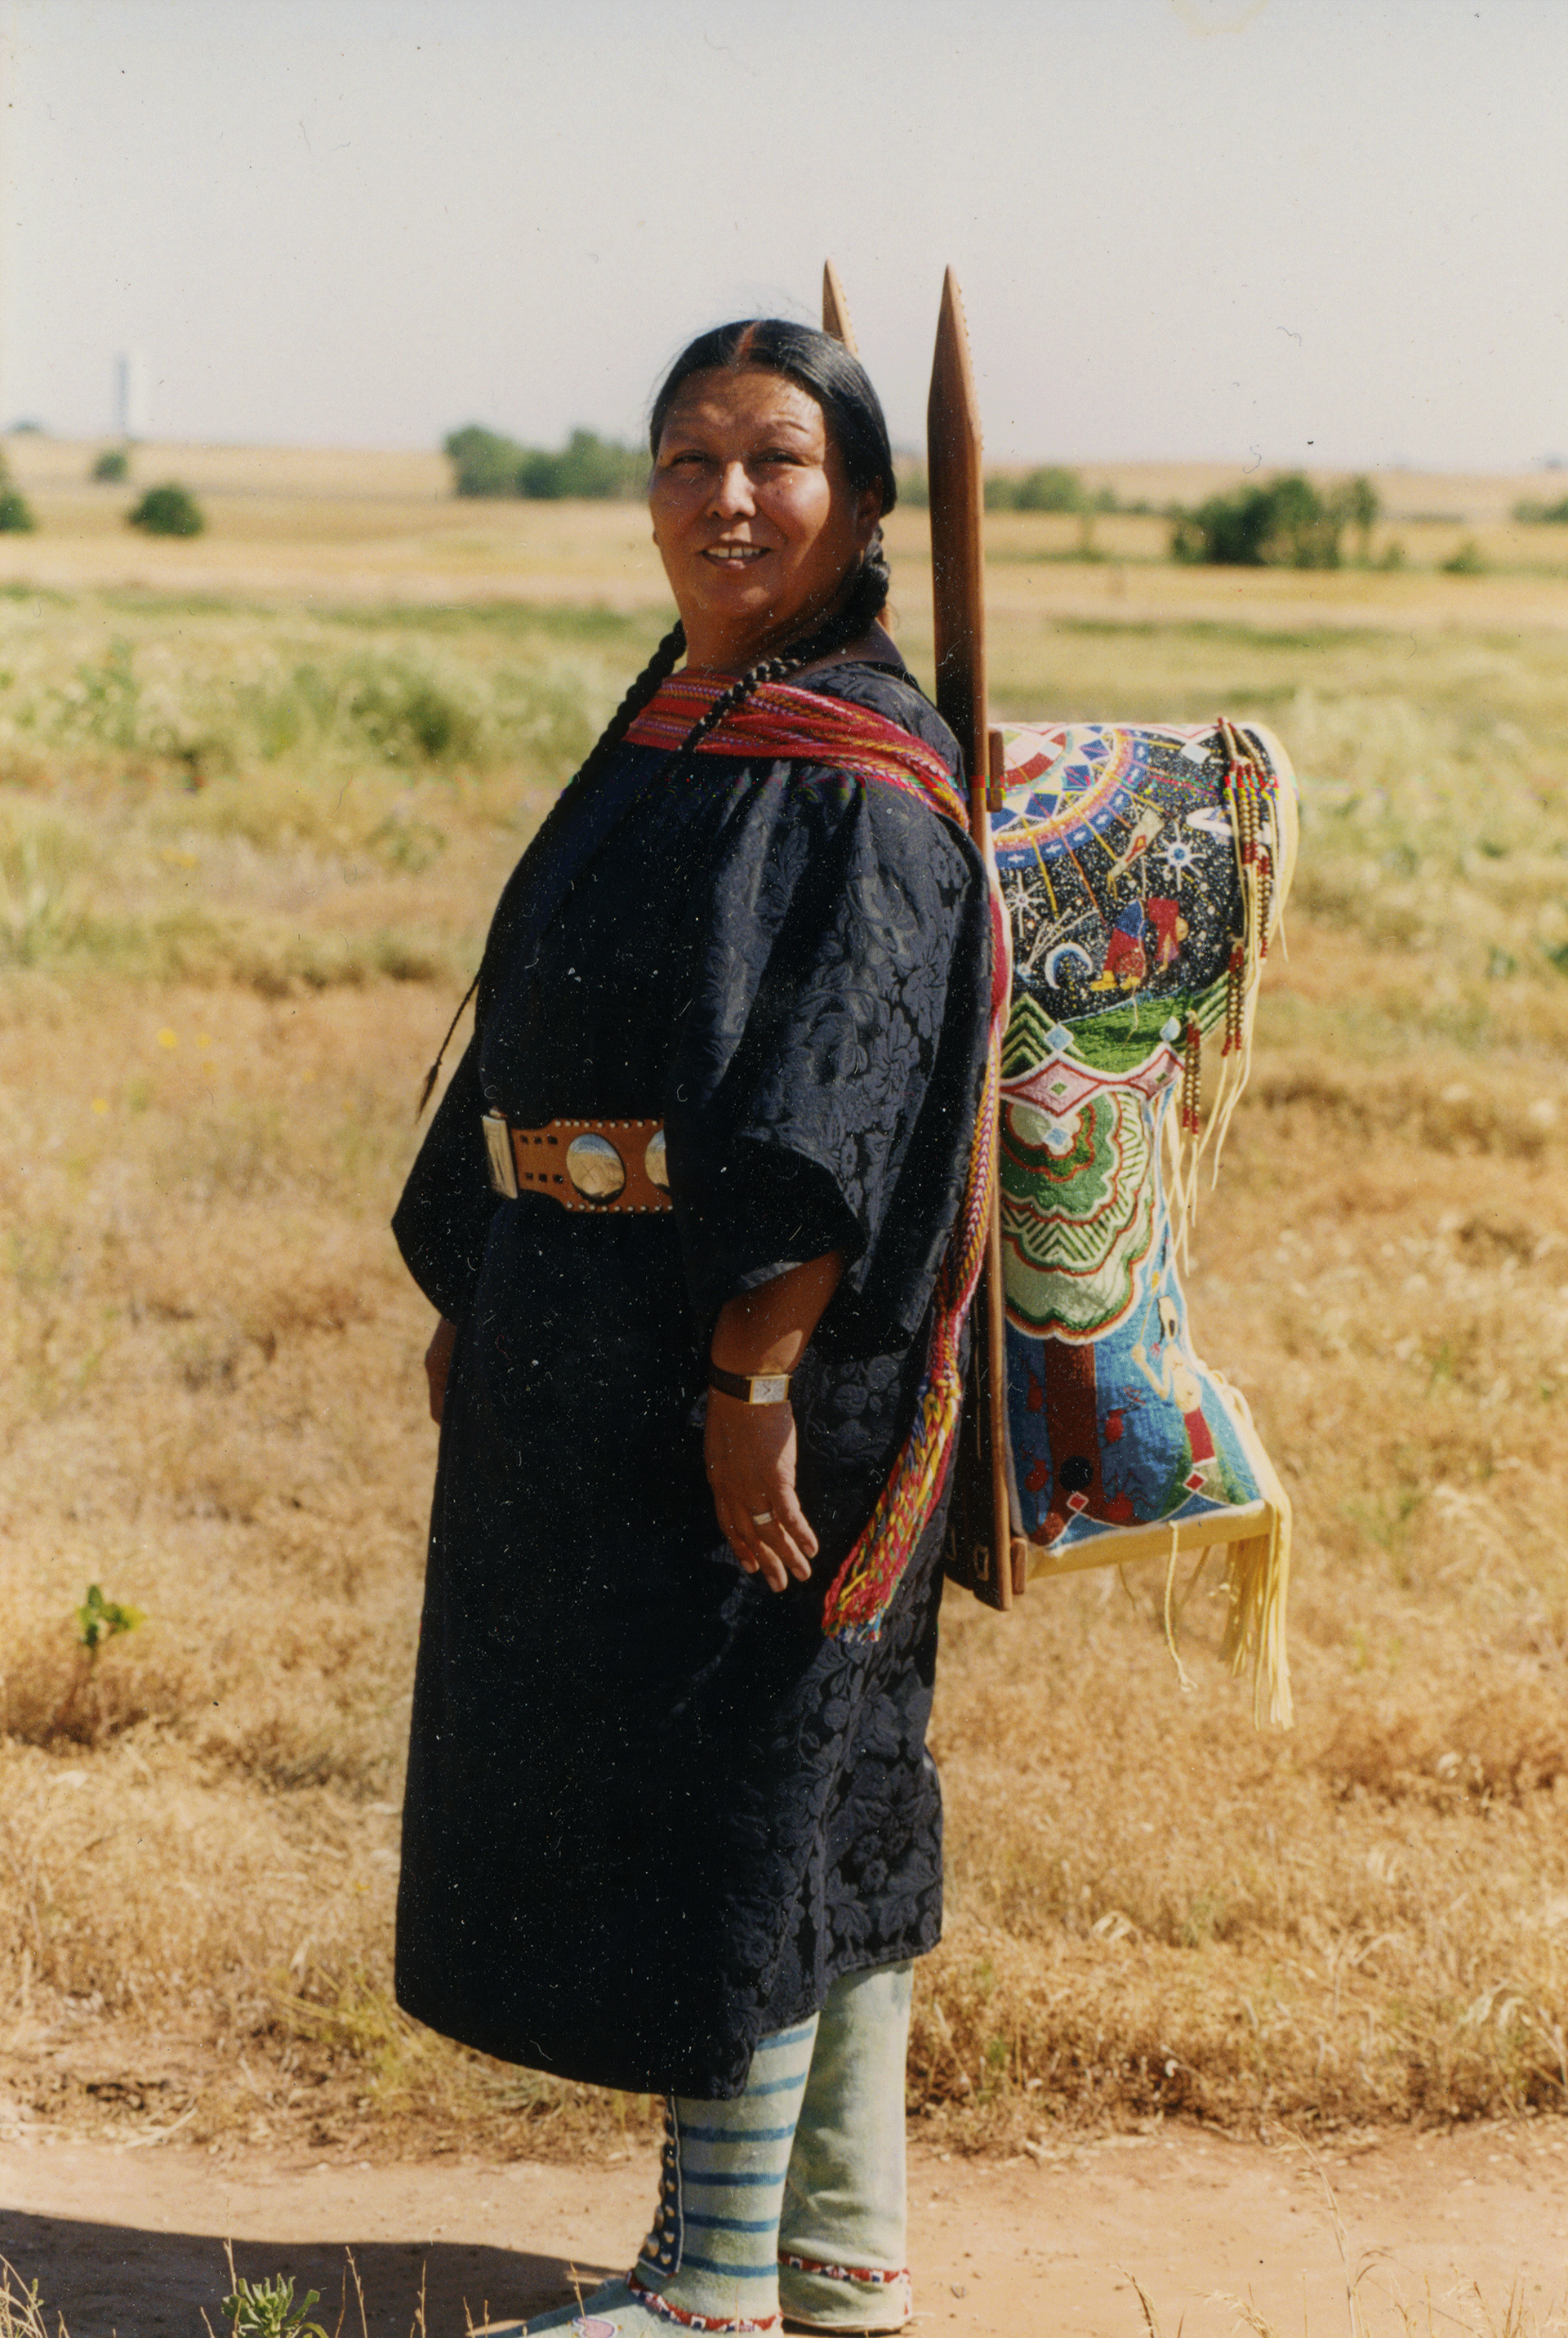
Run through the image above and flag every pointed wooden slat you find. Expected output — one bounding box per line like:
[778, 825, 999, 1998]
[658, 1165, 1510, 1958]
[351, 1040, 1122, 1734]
[927, 267, 988, 794]
[821, 261, 858, 353]
[927, 267, 1018, 1610]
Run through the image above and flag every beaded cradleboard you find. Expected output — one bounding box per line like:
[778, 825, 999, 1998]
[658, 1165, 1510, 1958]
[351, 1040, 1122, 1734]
[988, 715, 1298, 1722]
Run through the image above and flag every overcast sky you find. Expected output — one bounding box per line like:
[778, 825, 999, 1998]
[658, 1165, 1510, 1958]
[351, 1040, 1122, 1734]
[1, 0, 1563, 470]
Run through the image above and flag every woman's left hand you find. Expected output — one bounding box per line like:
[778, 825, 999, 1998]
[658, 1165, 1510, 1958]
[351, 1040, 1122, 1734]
[704, 1392, 817, 1593]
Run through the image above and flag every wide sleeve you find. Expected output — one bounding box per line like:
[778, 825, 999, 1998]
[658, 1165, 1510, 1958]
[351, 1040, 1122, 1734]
[390, 1034, 499, 1324]
[663, 768, 991, 1353]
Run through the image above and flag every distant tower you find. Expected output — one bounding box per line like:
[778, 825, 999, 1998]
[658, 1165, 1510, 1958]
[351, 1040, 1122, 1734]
[114, 350, 148, 440]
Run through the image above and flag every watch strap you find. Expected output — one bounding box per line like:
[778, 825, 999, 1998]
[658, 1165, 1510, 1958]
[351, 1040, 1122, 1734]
[707, 1363, 793, 1406]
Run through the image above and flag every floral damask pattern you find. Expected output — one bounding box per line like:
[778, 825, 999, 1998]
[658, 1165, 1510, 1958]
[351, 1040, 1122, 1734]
[393, 665, 988, 2099]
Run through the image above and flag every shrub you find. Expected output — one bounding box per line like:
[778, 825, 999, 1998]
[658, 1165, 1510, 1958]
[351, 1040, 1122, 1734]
[1169, 471, 1343, 568]
[0, 452, 35, 533]
[1441, 536, 1487, 575]
[1512, 494, 1568, 523]
[1339, 473, 1380, 561]
[91, 447, 130, 483]
[443, 424, 527, 498]
[127, 482, 204, 538]
[443, 422, 645, 501]
[525, 429, 645, 501]
[986, 465, 1089, 514]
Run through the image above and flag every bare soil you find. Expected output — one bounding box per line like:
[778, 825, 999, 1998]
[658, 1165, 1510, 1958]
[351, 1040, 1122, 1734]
[3, 2123, 1568, 2338]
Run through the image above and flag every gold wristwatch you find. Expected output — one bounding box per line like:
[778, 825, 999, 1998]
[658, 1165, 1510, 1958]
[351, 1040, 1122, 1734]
[706, 1364, 793, 1406]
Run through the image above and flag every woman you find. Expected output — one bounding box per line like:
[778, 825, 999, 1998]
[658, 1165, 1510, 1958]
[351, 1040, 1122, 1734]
[393, 320, 1000, 2336]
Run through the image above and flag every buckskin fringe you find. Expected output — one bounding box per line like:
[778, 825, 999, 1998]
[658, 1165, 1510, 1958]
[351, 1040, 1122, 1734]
[1161, 717, 1300, 1260]
[626, 674, 1010, 1645]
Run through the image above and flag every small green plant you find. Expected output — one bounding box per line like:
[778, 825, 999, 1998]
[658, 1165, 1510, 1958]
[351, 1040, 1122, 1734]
[1442, 535, 1487, 576]
[127, 481, 204, 537]
[91, 447, 130, 483]
[216, 2261, 329, 2338]
[75, 1583, 143, 1658]
[0, 2259, 51, 2337]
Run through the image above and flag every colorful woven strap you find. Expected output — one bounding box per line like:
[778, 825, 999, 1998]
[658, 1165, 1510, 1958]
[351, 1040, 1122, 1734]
[625, 675, 968, 826]
[626, 670, 1010, 1646]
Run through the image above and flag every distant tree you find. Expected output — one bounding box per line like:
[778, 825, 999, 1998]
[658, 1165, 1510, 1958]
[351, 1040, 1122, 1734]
[444, 424, 645, 501]
[896, 463, 929, 509]
[0, 450, 35, 532]
[91, 448, 130, 483]
[1336, 474, 1380, 563]
[443, 425, 528, 498]
[1015, 465, 1091, 513]
[1170, 473, 1343, 568]
[1441, 536, 1486, 576]
[986, 465, 1089, 514]
[127, 482, 204, 537]
[1512, 494, 1568, 524]
[514, 430, 644, 501]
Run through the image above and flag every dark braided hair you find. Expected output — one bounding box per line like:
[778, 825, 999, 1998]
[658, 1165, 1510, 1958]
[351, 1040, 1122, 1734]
[417, 321, 898, 1114]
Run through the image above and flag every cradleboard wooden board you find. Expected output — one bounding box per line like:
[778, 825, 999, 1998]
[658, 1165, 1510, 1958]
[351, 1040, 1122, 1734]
[821, 259, 1018, 1613]
[924, 270, 1020, 1612]
[821, 260, 858, 354]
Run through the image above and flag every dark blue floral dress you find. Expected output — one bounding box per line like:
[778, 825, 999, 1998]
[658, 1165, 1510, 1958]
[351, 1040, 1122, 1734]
[392, 662, 991, 2099]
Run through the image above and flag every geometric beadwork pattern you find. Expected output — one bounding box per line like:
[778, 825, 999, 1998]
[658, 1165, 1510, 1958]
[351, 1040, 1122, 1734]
[991, 720, 1294, 1565]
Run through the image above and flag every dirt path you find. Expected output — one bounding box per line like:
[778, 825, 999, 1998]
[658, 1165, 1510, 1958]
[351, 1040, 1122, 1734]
[3, 2124, 1568, 2338]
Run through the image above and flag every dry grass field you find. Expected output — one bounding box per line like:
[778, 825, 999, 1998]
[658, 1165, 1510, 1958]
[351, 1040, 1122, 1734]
[1, 444, 1567, 2182]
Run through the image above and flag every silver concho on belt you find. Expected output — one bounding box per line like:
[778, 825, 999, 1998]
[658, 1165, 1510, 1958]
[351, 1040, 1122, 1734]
[565, 1131, 625, 1201]
[481, 1111, 672, 1209]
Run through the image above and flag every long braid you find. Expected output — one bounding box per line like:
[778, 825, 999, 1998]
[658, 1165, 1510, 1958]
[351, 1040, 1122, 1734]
[416, 620, 686, 1116]
[566, 617, 688, 795]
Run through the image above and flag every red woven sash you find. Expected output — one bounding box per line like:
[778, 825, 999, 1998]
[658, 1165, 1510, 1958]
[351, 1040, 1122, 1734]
[625, 675, 969, 833]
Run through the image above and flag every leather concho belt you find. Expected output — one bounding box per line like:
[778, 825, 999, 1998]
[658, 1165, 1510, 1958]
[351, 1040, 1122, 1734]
[481, 1111, 673, 1214]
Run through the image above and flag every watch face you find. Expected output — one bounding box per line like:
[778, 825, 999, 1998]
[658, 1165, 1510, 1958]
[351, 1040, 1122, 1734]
[751, 1374, 790, 1405]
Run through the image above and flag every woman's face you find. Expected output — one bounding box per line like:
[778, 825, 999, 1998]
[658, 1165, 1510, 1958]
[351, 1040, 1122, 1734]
[649, 367, 882, 673]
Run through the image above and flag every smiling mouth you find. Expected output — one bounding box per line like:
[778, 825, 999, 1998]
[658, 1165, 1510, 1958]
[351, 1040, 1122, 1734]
[702, 544, 768, 565]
